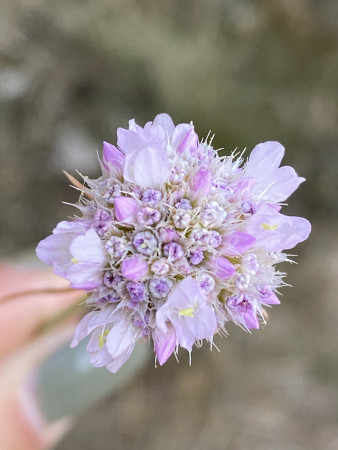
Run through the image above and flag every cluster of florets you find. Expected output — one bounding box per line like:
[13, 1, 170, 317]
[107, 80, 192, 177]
[36, 113, 311, 373]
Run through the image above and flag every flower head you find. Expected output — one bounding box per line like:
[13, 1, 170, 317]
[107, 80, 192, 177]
[37, 113, 311, 372]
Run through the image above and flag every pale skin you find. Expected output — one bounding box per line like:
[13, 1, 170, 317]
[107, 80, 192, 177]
[0, 264, 83, 450]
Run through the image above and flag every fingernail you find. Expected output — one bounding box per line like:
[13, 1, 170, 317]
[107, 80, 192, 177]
[34, 337, 150, 423]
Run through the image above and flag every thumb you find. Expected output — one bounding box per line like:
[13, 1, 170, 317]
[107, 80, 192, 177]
[0, 325, 75, 450]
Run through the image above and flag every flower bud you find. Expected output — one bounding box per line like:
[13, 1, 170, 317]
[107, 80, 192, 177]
[114, 196, 138, 222]
[121, 256, 148, 280]
[213, 256, 235, 280]
[102, 141, 125, 173]
[158, 227, 178, 244]
[191, 168, 211, 196]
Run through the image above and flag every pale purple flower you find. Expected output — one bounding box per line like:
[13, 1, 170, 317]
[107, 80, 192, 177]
[170, 165, 186, 184]
[37, 113, 311, 373]
[235, 274, 250, 290]
[198, 273, 216, 294]
[175, 198, 192, 210]
[241, 201, 257, 215]
[151, 259, 169, 276]
[175, 257, 192, 276]
[133, 231, 158, 255]
[245, 141, 305, 203]
[200, 201, 227, 227]
[136, 207, 161, 226]
[245, 204, 311, 251]
[173, 210, 191, 229]
[103, 271, 124, 288]
[142, 189, 162, 205]
[104, 236, 126, 258]
[153, 113, 175, 137]
[189, 248, 204, 265]
[119, 119, 171, 188]
[104, 184, 121, 204]
[156, 277, 217, 351]
[149, 277, 173, 298]
[163, 242, 184, 261]
[92, 209, 112, 236]
[227, 294, 259, 329]
[70, 309, 140, 373]
[105, 315, 140, 373]
[191, 229, 222, 248]
[36, 222, 105, 290]
[126, 281, 146, 302]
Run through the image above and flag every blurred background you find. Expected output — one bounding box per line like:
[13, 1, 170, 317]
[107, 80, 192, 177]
[1, 0, 338, 449]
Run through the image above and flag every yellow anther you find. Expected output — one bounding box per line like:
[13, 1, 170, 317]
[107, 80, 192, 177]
[179, 307, 195, 317]
[71, 258, 80, 264]
[99, 334, 105, 348]
[262, 223, 279, 231]
[98, 330, 109, 348]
